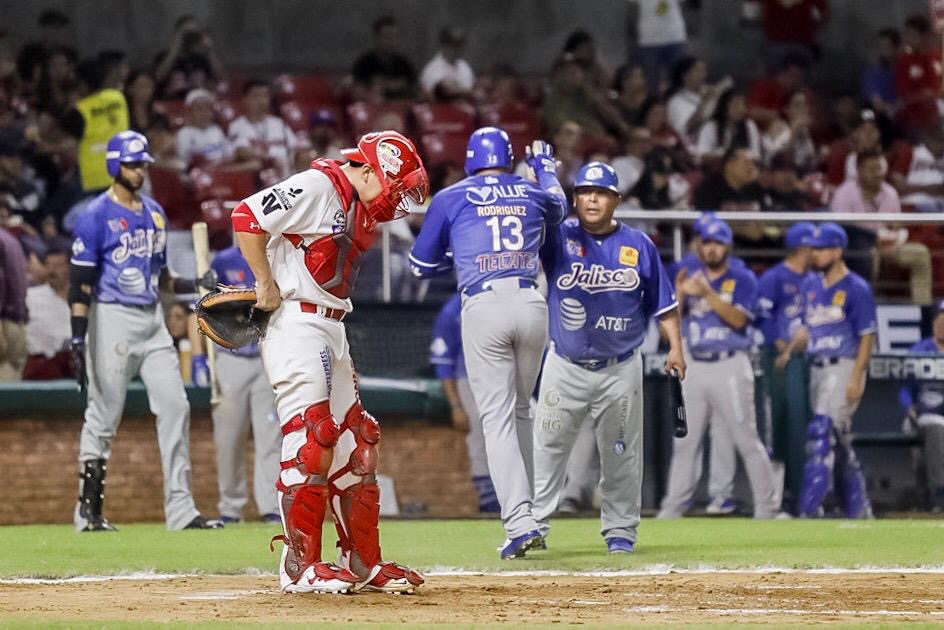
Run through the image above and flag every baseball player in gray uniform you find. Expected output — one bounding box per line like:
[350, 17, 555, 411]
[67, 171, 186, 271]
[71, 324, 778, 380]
[534, 162, 685, 553]
[69, 131, 220, 531]
[658, 218, 780, 519]
[411, 128, 566, 559]
[209, 245, 281, 524]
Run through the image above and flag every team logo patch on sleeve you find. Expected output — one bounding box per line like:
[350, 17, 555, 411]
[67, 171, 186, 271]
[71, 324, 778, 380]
[721, 279, 736, 294]
[565, 239, 585, 257]
[619, 246, 639, 266]
[832, 290, 846, 306]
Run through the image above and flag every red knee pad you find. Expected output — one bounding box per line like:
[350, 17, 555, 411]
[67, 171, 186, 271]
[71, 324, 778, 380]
[274, 482, 329, 583]
[282, 401, 340, 477]
[343, 402, 381, 475]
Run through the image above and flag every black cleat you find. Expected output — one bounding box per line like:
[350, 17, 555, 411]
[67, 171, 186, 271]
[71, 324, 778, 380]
[184, 515, 224, 530]
[79, 517, 117, 532]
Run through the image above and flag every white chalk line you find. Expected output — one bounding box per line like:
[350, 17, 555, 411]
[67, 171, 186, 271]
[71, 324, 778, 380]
[3, 565, 944, 585]
[624, 606, 944, 617]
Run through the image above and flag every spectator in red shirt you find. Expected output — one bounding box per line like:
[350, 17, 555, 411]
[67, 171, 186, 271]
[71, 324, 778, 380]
[761, 0, 828, 68]
[748, 53, 810, 130]
[895, 14, 942, 136]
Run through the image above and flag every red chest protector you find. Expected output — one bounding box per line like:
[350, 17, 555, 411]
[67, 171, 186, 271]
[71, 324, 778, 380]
[288, 160, 377, 299]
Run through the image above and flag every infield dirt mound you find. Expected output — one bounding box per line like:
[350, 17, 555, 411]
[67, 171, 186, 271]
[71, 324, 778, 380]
[3, 572, 943, 625]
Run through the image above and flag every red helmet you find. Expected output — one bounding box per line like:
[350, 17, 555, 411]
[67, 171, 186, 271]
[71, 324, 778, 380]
[341, 130, 429, 226]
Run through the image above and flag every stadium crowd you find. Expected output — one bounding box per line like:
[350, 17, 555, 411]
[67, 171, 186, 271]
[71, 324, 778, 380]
[2, 4, 944, 383]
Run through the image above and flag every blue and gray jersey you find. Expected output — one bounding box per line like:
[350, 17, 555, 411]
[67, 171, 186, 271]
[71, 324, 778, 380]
[541, 218, 676, 363]
[682, 264, 758, 355]
[70, 192, 168, 306]
[756, 263, 815, 348]
[409, 173, 566, 291]
[800, 271, 877, 359]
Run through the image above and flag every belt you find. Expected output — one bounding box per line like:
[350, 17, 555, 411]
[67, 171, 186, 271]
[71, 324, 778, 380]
[690, 350, 738, 362]
[558, 348, 635, 372]
[811, 356, 842, 367]
[104, 302, 156, 311]
[299, 302, 347, 321]
[462, 277, 537, 298]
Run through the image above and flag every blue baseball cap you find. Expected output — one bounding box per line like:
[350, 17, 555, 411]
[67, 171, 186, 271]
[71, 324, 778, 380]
[693, 212, 717, 237]
[701, 218, 733, 245]
[574, 161, 620, 194]
[811, 222, 848, 249]
[785, 221, 816, 249]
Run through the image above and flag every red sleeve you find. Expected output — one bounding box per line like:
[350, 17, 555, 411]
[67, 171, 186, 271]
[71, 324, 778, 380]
[231, 201, 264, 234]
[823, 141, 848, 186]
[896, 54, 920, 98]
[887, 141, 913, 179]
[747, 79, 780, 111]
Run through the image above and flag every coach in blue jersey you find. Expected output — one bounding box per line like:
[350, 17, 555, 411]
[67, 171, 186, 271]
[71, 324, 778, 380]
[658, 218, 780, 519]
[899, 304, 944, 513]
[756, 222, 816, 512]
[533, 162, 685, 553]
[69, 130, 220, 532]
[786, 222, 876, 518]
[410, 127, 566, 559]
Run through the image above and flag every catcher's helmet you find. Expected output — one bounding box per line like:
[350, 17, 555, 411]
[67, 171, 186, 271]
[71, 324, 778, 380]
[341, 130, 429, 226]
[464, 126, 513, 176]
[573, 161, 620, 195]
[105, 130, 154, 177]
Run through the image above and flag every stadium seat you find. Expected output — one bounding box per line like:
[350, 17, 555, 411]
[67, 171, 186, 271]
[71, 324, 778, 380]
[274, 72, 336, 107]
[346, 101, 411, 138]
[411, 103, 476, 137]
[420, 133, 467, 168]
[148, 166, 198, 228]
[191, 168, 257, 203]
[478, 102, 542, 157]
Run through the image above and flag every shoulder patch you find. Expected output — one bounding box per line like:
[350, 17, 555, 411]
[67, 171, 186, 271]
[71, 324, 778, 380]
[832, 290, 846, 307]
[150, 211, 165, 230]
[619, 246, 639, 267]
[721, 278, 736, 294]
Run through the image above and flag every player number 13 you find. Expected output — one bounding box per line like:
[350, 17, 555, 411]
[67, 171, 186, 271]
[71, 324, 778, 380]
[485, 216, 524, 251]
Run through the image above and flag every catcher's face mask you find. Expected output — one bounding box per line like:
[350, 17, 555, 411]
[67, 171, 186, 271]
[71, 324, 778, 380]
[341, 131, 430, 227]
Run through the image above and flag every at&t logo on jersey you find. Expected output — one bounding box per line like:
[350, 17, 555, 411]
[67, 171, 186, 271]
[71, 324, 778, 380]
[556, 262, 640, 294]
[559, 298, 587, 330]
[111, 228, 166, 264]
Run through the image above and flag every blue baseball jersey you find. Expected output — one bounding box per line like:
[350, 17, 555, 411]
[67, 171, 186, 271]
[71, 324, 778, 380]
[899, 337, 944, 416]
[211, 245, 259, 357]
[429, 293, 465, 379]
[756, 263, 815, 347]
[682, 265, 758, 354]
[801, 271, 877, 359]
[542, 218, 676, 362]
[409, 173, 566, 291]
[70, 192, 168, 306]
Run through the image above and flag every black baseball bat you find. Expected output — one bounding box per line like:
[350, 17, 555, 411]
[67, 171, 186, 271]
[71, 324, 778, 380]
[669, 369, 687, 438]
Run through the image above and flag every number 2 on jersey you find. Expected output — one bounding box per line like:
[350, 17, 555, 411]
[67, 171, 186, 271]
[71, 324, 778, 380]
[485, 216, 524, 251]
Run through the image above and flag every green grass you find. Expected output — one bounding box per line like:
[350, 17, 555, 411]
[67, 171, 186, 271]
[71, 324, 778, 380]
[1, 517, 943, 578]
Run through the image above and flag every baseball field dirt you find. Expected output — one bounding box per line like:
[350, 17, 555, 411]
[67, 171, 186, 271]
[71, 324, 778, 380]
[3, 572, 944, 626]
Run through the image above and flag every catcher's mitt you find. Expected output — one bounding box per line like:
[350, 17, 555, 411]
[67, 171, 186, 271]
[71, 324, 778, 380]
[195, 287, 270, 350]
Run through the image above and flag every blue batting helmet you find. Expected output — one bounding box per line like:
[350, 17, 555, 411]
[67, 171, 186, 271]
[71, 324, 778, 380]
[785, 221, 817, 249]
[574, 161, 620, 194]
[465, 126, 513, 176]
[105, 130, 154, 178]
[811, 222, 848, 249]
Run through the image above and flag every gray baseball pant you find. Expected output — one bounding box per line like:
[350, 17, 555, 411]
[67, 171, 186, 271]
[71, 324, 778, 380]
[533, 351, 643, 542]
[212, 351, 281, 519]
[659, 352, 779, 518]
[75, 302, 199, 531]
[461, 279, 547, 539]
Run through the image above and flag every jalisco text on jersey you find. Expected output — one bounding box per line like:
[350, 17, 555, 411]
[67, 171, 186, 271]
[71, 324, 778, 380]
[474, 251, 537, 272]
[556, 262, 641, 294]
[111, 228, 167, 264]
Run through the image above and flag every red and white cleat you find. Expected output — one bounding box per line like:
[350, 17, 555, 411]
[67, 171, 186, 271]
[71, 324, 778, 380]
[354, 561, 425, 594]
[282, 562, 359, 594]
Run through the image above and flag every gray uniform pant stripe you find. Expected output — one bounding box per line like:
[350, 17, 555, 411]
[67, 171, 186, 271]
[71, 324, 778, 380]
[660, 352, 779, 518]
[212, 352, 281, 518]
[77, 303, 198, 530]
[461, 282, 546, 539]
[533, 351, 643, 542]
